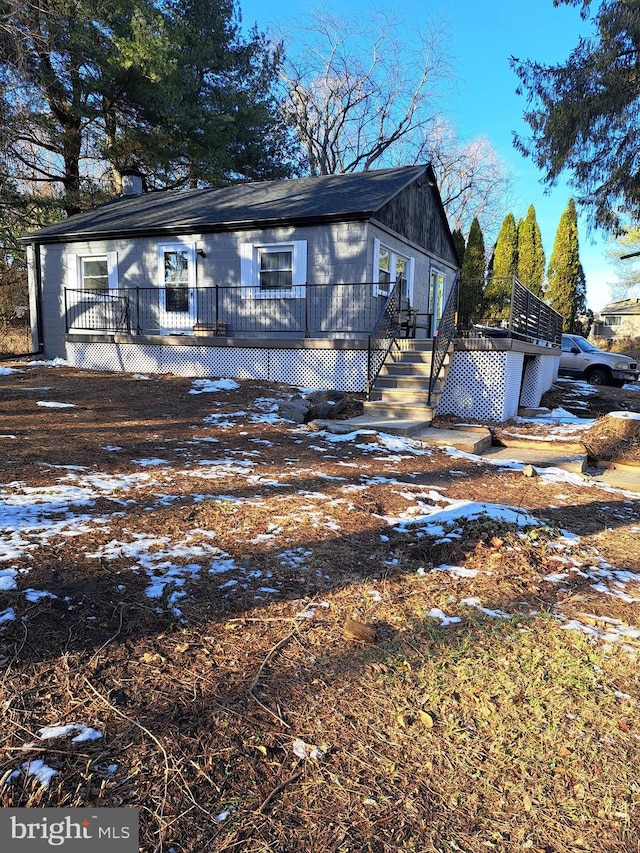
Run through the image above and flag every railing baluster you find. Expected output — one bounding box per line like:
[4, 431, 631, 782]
[463, 276, 562, 347]
[428, 273, 459, 405]
[367, 283, 401, 395]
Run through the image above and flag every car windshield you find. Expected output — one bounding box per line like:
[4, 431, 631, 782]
[571, 336, 600, 353]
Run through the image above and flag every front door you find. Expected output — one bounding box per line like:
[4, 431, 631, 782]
[158, 244, 197, 333]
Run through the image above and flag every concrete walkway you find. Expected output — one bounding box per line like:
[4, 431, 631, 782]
[311, 414, 640, 493]
[310, 415, 493, 453]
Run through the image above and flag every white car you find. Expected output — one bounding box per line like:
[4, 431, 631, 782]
[559, 334, 639, 387]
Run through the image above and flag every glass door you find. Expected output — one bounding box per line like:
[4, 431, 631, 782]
[158, 244, 197, 333]
[430, 269, 446, 336]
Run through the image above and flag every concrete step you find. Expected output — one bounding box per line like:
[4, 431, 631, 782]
[311, 414, 435, 437]
[310, 417, 492, 449]
[362, 399, 438, 420]
[374, 375, 442, 392]
[481, 445, 589, 475]
[414, 425, 493, 455]
[368, 387, 442, 404]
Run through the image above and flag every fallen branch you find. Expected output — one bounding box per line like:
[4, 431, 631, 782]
[247, 605, 317, 728]
[82, 676, 170, 852]
[255, 766, 303, 814]
[88, 605, 124, 666]
[248, 626, 298, 728]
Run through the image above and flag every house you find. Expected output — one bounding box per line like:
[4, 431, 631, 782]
[22, 165, 562, 423]
[591, 298, 640, 343]
[23, 165, 459, 387]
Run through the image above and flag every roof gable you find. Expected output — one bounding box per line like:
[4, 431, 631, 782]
[24, 165, 429, 243]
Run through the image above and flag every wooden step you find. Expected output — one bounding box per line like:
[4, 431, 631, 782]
[378, 363, 438, 386]
[394, 339, 435, 352]
[389, 350, 437, 365]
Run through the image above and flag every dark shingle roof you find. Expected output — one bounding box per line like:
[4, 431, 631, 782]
[599, 299, 640, 315]
[24, 165, 428, 243]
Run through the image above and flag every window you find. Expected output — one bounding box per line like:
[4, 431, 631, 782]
[603, 315, 622, 326]
[70, 252, 118, 290]
[377, 247, 392, 294]
[82, 258, 108, 290]
[430, 268, 446, 327]
[240, 241, 307, 298]
[373, 239, 414, 299]
[562, 334, 597, 353]
[259, 248, 293, 290]
[158, 243, 195, 314]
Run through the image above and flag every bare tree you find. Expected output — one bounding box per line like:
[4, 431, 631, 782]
[427, 120, 515, 239]
[278, 6, 454, 175]
[278, 5, 514, 238]
[606, 227, 640, 300]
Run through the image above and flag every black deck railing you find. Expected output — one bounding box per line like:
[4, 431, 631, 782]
[366, 281, 402, 394]
[428, 272, 459, 405]
[508, 277, 563, 345]
[461, 276, 563, 347]
[64, 282, 391, 339]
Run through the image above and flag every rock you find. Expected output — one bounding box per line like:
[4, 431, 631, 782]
[278, 396, 312, 424]
[522, 464, 538, 478]
[304, 390, 347, 419]
[278, 390, 347, 423]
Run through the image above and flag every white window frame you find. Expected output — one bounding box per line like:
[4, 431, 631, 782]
[155, 241, 197, 329]
[157, 242, 196, 290]
[603, 315, 622, 327]
[372, 238, 414, 301]
[69, 251, 118, 290]
[240, 240, 307, 299]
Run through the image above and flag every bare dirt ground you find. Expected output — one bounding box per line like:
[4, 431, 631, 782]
[0, 363, 639, 852]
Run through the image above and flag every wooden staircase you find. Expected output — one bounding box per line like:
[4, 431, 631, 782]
[363, 339, 453, 429]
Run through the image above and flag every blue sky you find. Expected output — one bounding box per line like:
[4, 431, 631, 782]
[239, 0, 618, 312]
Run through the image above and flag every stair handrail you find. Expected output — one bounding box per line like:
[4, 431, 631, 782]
[428, 272, 459, 405]
[367, 281, 402, 396]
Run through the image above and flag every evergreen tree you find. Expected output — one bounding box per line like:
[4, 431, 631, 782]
[572, 262, 592, 335]
[516, 204, 546, 296]
[458, 218, 486, 330]
[0, 0, 295, 221]
[451, 228, 466, 267]
[485, 212, 517, 319]
[546, 199, 581, 331]
[512, 0, 640, 232]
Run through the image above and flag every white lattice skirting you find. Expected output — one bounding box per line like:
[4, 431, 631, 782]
[437, 350, 560, 421]
[437, 350, 525, 422]
[519, 353, 558, 408]
[65, 341, 370, 392]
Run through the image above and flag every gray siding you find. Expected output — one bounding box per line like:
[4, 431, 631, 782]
[38, 211, 455, 357]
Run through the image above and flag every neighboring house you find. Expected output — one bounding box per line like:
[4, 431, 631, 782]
[22, 164, 562, 422]
[591, 298, 640, 342]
